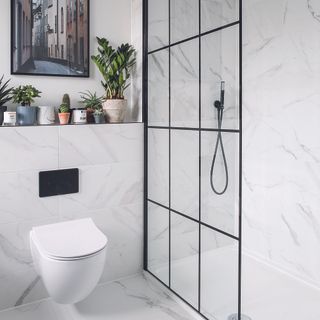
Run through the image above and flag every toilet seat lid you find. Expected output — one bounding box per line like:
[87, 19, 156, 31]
[31, 218, 108, 259]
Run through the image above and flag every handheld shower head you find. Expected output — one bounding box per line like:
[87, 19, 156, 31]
[214, 81, 225, 110]
[220, 81, 225, 109]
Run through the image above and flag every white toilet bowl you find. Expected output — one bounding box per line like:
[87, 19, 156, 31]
[30, 218, 107, 304]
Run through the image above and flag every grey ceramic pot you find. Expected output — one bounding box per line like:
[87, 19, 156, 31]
[16, 106, 38, 126]
[94, 114, 105, 124]
[0, 106, 7, 125]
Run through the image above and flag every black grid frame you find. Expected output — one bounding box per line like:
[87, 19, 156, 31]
[143, 0, 243, 318]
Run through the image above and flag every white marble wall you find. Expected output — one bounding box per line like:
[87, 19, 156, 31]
[243, 0, 320, 288]
[0, 124, 143, 311]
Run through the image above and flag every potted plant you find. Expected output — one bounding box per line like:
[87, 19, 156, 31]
[58, 103, 70, 125]
[61, 93, 73, 124]
[79, 91, 104, 123]
[93, 108, 105, 124]
[91, 37, 136, 123]
[12, 85, 41, 126]
[0, 75, 13, 125]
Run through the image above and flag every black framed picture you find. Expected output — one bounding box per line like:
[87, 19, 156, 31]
[11, 0, 90, 77]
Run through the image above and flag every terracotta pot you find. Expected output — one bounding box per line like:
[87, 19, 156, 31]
[58, 113, 70, 125]
[102, 99, 127, 123]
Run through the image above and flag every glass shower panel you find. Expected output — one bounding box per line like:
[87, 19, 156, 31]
[201, 25, 239, 130]
[147, 201, 170, 284]
[201, 131, 239, 236]
[170, 0, 199, 43]
[201, 0, 239, 33]
[171, 129, 199, 219]
[148, 50, 169, 126]
[148, 129, 169, 206]
[171, 212, 199, 308]
[148, 0, 169, 51]
[201, 225, 238, 320]
[171, 39, 199, 128]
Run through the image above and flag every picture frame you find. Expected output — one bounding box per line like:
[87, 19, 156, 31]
[11, 0, 90, 78]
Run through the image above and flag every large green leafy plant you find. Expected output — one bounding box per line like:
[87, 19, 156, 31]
[0, 75, 13, 107]
[91, 37, 136, 100]
[12, 85, 41, 106]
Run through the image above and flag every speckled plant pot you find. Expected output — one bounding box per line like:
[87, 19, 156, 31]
[102, 99, 127, 123]
[16, 106, 37, 126]
[37, 106, 55, 125]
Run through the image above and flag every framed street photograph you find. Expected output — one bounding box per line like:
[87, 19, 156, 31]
[11, 0, 90, 77]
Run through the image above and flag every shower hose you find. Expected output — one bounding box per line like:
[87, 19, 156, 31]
[210, 86, 229, 196]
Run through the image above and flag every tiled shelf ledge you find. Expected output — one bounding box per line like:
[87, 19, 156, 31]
[0, 121, 143, 128]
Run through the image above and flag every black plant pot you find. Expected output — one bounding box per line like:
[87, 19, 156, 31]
[16, 106, 38, 126]
[0, 106, 7, 125]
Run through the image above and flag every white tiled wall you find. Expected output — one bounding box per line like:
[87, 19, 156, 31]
[0, 124, 143, 311]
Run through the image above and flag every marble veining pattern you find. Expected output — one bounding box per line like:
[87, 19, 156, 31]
[0, 274, 195, 320]
[0, 124, 144, 311]
[243, 0, 320, 290]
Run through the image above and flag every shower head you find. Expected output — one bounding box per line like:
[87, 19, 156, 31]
[214, 81, 225, 110]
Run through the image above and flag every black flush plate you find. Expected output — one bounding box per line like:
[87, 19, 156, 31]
[39, 168, 79, 198]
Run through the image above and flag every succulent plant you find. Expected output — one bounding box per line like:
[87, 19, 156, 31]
[79, 91, 104, 110]
[12, 85, 41, 106]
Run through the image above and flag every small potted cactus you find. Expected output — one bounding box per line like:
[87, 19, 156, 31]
[12, 85, 41, 126]
[58, 94, 71, 125]
[93, 108, 105, 124]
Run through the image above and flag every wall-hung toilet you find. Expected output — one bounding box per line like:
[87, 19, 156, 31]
[30, 218, 107, 304]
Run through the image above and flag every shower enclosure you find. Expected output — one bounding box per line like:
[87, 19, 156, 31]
[143, 0, 242, 319]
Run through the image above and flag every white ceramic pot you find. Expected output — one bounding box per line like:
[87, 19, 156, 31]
[3, 111, 16, 126]
[102, 99, 127, 123]
[37, 106, 55, 125]
[72, 109, 87, 124]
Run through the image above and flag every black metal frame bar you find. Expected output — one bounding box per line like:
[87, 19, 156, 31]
[143, 0, 243, 318]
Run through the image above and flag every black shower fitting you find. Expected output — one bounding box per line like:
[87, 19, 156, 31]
[210, 81, 229, 195]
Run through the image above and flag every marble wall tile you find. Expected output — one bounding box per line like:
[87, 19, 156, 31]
[59, 162, 143, 214]
[147, 201, 169, 285]
[171, 40, 199, 128]
[171, 130, 199, 219]
[201, 0, 239, 33]
[171, 212, 199, 308]
[0, 123, 144, 311]
[148, 129, 170, 206]
[243, 0, 320, 289]
[171, 0, 199, 43]
[0, 127, 59, 173]
[201, 131, 239, 236]
[0, 171, 59, 225]
[148, 50, 169, 126]
[0, 268, 48, 312]
[201, 25, 239, 130]
[148, 0, 169, 51]
[59, 124, 143, 167]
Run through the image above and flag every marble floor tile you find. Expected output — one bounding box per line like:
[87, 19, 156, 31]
[0, 274, 195, 320]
